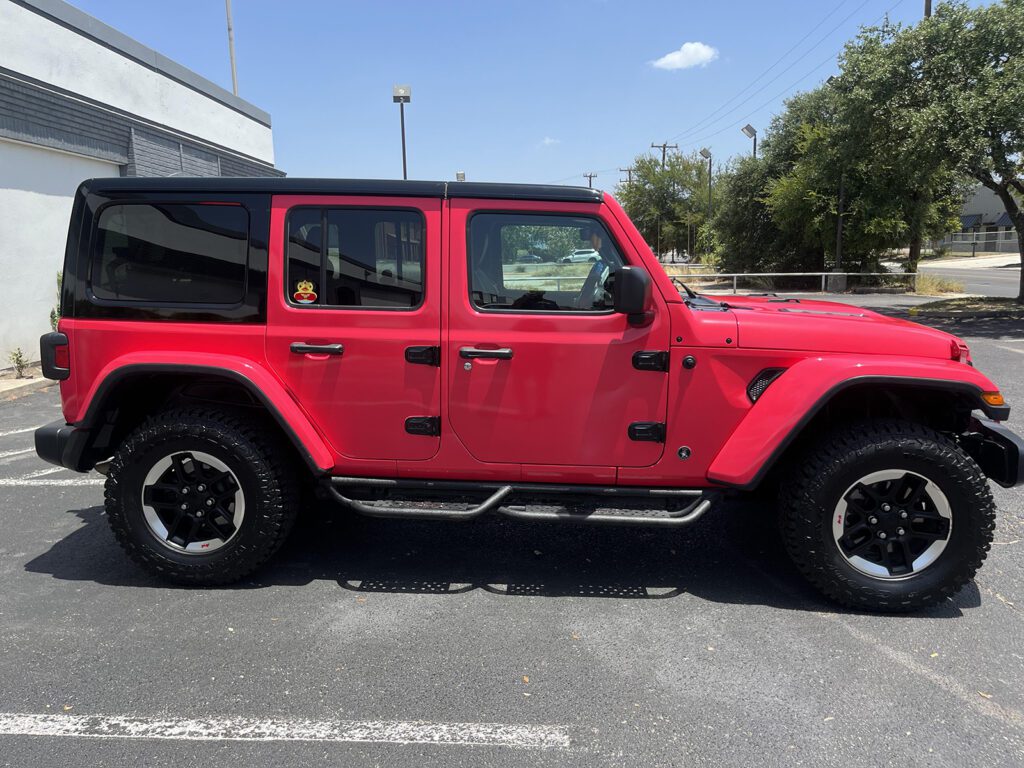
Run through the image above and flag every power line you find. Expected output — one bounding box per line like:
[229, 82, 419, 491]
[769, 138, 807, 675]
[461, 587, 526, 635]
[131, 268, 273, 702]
[671, 0, 872, 143]
[668, 0, 860, 143]
[672, 0, 909, 151]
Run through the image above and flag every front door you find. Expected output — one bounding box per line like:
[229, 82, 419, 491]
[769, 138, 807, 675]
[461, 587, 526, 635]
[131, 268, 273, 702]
[446, 200, 670, 468]
[266, 195, 441, 462]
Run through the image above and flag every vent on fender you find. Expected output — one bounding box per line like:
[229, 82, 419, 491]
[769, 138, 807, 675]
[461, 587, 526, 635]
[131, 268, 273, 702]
[747, 368, 786, 403]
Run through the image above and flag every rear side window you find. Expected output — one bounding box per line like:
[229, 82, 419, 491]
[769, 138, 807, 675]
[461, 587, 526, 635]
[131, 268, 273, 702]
[285, 208, 424, 309]
[91, 203, 249, 305]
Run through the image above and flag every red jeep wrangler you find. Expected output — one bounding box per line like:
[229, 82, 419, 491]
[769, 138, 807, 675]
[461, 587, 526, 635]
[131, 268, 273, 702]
[35, 178, 1023, 611]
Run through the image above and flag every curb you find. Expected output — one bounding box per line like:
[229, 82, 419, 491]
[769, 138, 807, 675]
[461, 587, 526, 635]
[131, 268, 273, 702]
[0, 378, 57, 400]
[908, 309, 1024, 319]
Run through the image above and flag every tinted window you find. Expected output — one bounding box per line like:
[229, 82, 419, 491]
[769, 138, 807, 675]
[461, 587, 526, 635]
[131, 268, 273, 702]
[468, 213, 625, 312]
[91, 203, 248, 304]
[285, 208, 424, 308]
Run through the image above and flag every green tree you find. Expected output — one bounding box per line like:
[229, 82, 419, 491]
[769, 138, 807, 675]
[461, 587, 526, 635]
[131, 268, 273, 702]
[616, 153, 711, 261]
[906, 0, 1024, 301]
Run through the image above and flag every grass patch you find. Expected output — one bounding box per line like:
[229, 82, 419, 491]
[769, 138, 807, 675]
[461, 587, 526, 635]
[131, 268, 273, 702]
[913, 273, 965, 295]
[910, 296, 1024, 317]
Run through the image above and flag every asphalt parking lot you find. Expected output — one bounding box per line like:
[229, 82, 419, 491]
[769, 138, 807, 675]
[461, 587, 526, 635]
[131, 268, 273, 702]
[1, 314, 1022, 767]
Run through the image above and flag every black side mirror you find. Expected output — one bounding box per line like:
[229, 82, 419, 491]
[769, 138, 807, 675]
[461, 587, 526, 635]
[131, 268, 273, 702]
[612, 266, 654, 326]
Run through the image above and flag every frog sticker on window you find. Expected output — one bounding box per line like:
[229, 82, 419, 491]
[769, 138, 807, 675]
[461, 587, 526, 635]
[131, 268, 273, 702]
[293, 280, 317, 304]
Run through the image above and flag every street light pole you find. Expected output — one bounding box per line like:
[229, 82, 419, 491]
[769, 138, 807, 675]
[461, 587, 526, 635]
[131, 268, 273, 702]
[741, 124, 757, 158]
[392, 85, 411, 180]
[224, 0, 238, 96]
[699, 147, 712, 222]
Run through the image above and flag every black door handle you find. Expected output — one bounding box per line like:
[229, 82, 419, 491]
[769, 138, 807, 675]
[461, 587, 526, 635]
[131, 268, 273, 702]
[459, 346, 513, 360]
[290, 342, 344, 356]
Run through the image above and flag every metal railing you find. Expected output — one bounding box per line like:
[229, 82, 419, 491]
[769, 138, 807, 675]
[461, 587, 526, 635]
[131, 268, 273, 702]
[504, 271, 918, 294]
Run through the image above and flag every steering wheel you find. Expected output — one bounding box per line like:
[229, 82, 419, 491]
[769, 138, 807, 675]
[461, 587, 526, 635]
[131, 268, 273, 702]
[576, 261, 611, 309]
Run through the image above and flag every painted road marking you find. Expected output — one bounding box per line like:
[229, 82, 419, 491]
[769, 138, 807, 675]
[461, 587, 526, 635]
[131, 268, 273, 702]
[0, 448, 34, 460]
[0, 713, 572, 750]
[0, 426, 46, 439]
[0, 477, 104, 487]
[996, 345, 1024, 355]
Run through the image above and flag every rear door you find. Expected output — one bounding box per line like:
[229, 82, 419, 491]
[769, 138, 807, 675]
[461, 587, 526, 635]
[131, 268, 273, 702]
[446, 199, 671, 469]
[266, 195, 441, 461]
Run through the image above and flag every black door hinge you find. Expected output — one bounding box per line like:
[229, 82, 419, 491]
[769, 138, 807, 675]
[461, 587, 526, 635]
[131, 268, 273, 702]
[632, 350, 670, 372]
[405, 345, 441, 366]
[405, 416, 440, 436]
[628, 422, 666, 442]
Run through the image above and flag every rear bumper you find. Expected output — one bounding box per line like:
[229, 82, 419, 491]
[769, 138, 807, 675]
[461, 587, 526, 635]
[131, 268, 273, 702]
[963, 417, 1024, 488]
[34, 420, 92, 472]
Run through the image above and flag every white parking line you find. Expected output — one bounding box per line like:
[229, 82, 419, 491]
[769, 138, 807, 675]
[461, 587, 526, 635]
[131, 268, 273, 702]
[0, 448, 34, 459]
[0, 425, 45, 439]
[0, 477, 104, 487]
[0, 713, 572, 750]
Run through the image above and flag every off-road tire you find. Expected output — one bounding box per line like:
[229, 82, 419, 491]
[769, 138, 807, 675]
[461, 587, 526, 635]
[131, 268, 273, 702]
[780, 419, 995, 612]
[105, 407, 299, 585]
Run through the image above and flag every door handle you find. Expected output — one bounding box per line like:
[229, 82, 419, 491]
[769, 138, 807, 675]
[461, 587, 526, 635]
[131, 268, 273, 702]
[290, 342, 344, 356]
[459, 346, 513, 360]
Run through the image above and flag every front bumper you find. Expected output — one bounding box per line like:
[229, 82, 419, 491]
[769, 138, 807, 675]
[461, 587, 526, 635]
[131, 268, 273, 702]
[34, 420, 92, 472]
[963, 417, 1024, 488]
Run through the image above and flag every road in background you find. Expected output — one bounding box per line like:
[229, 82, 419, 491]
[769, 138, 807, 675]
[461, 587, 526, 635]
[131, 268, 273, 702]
[919, 254, 1021, 298]
[0, 316, 1022, 767]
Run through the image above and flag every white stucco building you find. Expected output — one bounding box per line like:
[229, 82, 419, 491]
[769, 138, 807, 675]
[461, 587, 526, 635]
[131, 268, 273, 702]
[0, 0, 282, 362]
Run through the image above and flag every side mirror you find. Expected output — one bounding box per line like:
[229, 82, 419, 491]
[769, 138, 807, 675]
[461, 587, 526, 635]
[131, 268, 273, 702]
[612, 266, 654, 326]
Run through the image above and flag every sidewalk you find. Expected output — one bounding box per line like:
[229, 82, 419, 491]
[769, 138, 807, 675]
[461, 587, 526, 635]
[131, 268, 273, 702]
[919, 254, 1021, 270]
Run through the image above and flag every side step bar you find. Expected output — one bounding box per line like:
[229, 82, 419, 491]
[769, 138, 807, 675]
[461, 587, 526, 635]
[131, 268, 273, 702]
[323, 477, 716, 527]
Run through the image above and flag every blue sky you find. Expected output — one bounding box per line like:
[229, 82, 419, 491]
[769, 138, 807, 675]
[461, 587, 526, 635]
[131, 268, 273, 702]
[70, 0, 966, 186]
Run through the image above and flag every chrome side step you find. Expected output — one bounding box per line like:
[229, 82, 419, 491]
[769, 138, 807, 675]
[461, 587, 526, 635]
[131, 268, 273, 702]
[323, 477, 716, 527]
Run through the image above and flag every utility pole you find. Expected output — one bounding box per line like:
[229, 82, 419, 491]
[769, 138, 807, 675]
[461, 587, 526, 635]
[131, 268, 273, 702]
[618, 167, 635, 185]
[650, 142, 678, 169]
[835, 173, 845, 270]
[583, 172, 597, 188]
[225, 0, 238, 96]
[925, 0, 932, 17]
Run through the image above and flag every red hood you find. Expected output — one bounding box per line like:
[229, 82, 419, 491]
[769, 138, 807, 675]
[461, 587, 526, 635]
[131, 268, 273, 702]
[714, 295, 966, 359]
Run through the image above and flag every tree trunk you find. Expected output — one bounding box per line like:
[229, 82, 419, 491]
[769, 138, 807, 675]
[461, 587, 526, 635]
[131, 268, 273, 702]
[907, 236, 922, 274]
[987, 182, 1024, 303]
[1016, 221, 1024, 304]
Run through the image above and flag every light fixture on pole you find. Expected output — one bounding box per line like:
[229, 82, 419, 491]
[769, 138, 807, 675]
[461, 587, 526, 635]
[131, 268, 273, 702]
[741, 124, 757, 158]
[392, 85, 411, 180]
[455, 171, 466, 182]
[699, 147, 712, 222]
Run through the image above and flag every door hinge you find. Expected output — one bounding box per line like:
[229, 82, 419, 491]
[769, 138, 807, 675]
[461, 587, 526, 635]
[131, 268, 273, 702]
[405, 345, 440, 366]
[628, 422, 666, 442]
[632, 350, 670, 372]
[405, 416, 440, 436]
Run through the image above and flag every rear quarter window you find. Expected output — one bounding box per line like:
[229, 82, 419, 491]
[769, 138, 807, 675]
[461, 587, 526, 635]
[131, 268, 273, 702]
[90, 203, 249, 305]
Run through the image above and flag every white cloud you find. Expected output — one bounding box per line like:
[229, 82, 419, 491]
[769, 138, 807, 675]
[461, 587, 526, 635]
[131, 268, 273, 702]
[651, 41, 719, 71]
[541, 136, 560, 146]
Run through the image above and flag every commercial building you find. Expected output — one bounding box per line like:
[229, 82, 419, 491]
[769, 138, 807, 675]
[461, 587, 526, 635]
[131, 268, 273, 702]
[1, 0, 283, 361]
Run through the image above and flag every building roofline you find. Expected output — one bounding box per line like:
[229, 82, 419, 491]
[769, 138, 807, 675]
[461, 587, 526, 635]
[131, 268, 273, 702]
[78, 177, 605, 203]
[12, 0, 272, 128]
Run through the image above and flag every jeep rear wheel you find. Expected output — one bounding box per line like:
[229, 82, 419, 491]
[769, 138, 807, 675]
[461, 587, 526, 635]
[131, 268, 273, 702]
[780, 420, 995, 612]
[104, 408, 299, 585]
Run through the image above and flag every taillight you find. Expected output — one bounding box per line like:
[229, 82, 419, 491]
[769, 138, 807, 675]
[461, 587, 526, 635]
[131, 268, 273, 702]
[40, 332, 70, 381]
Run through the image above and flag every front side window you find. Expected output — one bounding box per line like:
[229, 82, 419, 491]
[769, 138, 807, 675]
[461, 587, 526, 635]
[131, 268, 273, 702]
[286, 208, 424, 309]
[468, 213, 625, 312]
[91, 203, 249, 304]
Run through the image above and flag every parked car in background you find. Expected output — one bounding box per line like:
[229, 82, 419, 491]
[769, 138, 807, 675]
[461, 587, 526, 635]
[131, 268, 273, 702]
[559, 248, 600, 263]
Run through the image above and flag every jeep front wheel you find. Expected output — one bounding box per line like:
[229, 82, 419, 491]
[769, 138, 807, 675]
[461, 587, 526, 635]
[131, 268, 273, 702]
[780, 420, 995, 612]
[104, 407, 299, 585]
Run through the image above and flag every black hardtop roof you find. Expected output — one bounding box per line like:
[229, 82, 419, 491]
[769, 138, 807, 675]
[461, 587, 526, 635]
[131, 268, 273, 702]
[79, 177, 604, 203]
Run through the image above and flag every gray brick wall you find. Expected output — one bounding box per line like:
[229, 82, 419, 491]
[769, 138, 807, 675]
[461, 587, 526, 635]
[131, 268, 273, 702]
[0, 69, 283, 177]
